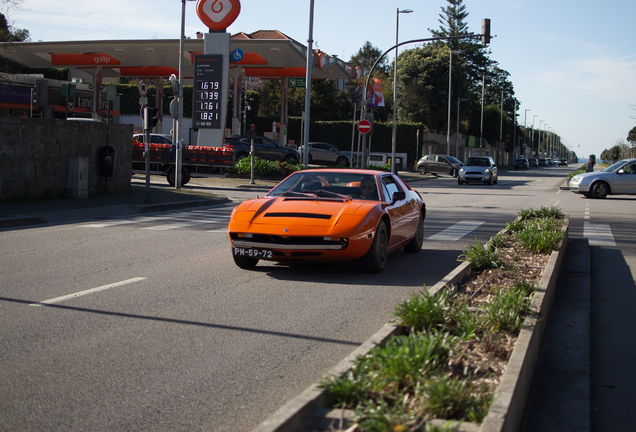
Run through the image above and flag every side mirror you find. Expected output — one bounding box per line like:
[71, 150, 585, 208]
[392, 191, 406, 202]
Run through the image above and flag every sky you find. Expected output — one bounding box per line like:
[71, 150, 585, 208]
[6, 0, 636, 159]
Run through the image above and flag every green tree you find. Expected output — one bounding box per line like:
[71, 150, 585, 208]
[396, 44, 467, 131]
[256, 78, 353, 121]
[627, 126, 636, 143]
[0, 12, 27, 42]
[349, 41, 388, 73]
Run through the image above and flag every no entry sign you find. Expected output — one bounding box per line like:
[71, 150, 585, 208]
[357, 119, 372, 135]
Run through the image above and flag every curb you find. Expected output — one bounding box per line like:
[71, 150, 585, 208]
[251, 219, 569, 432]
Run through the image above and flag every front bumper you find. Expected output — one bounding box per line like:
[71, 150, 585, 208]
[569, 179, 589, 193]
[459, 170, 492, 182]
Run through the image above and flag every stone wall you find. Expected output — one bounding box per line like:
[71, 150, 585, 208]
[0, 117, 134, 200]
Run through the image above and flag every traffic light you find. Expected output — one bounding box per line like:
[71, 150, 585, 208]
[144, 107, 159, 131]
[482, 19, 491, 46]
[249, 123, 256, 139]
[34, 79, 48, 108]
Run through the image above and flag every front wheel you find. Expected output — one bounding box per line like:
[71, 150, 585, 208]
[232, 251, 259, 269]
[166, 166, 190, 187]
[451, 169, 458, 178]
[284, 154, 299, 164]
[591, 181, 609, 199]
[458, 179, 464, 185]
[418, 165, 427, 175]
[404, 213, 424, 253]
[361, 220, 388, 273]
[336, 156, 349, 166]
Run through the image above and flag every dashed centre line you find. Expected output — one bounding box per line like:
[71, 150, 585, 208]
[30, 277, 146, 307]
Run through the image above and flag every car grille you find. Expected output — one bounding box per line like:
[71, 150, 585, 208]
[230, 233, 348, 250]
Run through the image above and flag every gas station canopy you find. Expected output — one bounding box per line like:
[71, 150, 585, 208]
[0, 30, 354, 83]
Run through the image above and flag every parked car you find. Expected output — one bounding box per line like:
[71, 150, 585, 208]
[513, 158, 530, 170]
[458, 156, 498, 185]
[528, 158, 539, 168]
[297, 142, 356, 166]
[133, 133, 173, 145]
[223, 136, 300, 163]
[227, 169, 426, 273]
[558, 158, 568, 166]
[547, 158, 556, 166]
[538, 158, 548, 167]
[416, 154, 463, 177]
[569, 158, 636, 199]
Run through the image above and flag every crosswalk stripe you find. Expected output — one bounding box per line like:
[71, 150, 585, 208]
[583, 222, 616, 247]
[426, 221, 485, 242]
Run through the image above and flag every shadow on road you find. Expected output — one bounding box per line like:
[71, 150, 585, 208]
[589, 246, 636, 431]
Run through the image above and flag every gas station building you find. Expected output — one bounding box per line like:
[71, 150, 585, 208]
[0, 30, 355, 147]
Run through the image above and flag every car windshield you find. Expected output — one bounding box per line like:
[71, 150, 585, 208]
[448, 156, 461, 164]
[603, 160, 629, 173]
[267, 171, 380, 200]
[465, 158, 490, 167]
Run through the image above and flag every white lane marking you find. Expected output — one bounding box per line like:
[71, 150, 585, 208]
[207, 228, 228, 233]
[426, 221, 485, 242]
[30, 277, 146, 307]
[83, 215, 229, 229]
[82, 216, 173, 228]
[141, 221, 201, 230]
[584, 222, 616, 247]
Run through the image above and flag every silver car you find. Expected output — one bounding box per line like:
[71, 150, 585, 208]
[569, 158, 636, 198]
[298, 142, 357, 166]
[458, 156, 498, 185]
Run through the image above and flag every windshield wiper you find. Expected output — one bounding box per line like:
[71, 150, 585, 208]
[271, 191, 314, 197]
[314, 190, 352, 200]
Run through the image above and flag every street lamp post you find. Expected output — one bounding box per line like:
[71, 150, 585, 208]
[456, 97, 468, 158]
[532, 115, 538, 156]
[524, 109, 530, 153]
[446, 49, 453, 156]
[302, 0, 315, 167]
[539, 120, 544, 157]
[391, 8, 413, 173]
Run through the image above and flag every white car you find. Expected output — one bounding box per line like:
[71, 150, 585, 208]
[569, 158, 636, 198]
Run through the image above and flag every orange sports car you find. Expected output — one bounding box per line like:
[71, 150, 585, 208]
[227, 169, 426, 273]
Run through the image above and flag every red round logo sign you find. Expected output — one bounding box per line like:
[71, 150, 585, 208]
[357, 119, 372, 134]
[196, 0, 241, 31]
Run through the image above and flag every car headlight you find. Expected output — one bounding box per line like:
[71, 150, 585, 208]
[459, 168, 464, 174]
[484, 169, 490, 173]
[571, 176, 581, 183]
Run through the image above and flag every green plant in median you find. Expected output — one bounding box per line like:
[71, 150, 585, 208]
[458, 240, 504, 271]
[518, 205, 563, 220]
[515, 218, 564, 254]
[393, 289, 450, 333]
[421, 376, 491, 422]
[482, 282, 534, 333]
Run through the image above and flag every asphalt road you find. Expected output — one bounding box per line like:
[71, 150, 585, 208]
[1, 165, 633, 431]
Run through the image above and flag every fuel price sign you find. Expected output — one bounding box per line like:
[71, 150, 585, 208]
[192, 54, 224, 129]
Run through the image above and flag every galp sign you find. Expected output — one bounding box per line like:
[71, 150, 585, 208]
[196, 0, 241, 31]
